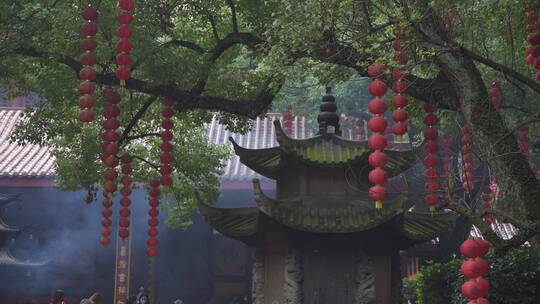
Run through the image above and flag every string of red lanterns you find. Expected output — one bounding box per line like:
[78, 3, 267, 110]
[160, 98, 175, 187]
[423, 103, 440, 211]
[518, 124, 530, 159]
[118, 154, 133, 240]
[391, 25, 409, 140]
[461, 124, 474, 191]
[525, 10, 540, 71]
[100, 193, 113, 246]
[444, 7, 455, 34]
[147, 179, 161, 257]
[79, 5, 98, 123]
[488, 80, 501, 112]
[100, 88, 121, 246]
[367, 62, 389, 209]
[460, 238, 491, 303]
[442, 134, 452, 187]
[481, 187, 493, 225]
[116, 0, 135, 86]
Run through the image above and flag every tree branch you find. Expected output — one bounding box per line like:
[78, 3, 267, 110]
[191, 31, 265, 94]
[462, 46, 540, 96]
[126, 132, 161, 141]
[132, 155, 160, 171]
[10, 45, 279, 119]
[225, 0, 239, 32]
[118, 96, 158, 147]
[208, 14, 220, 41]
[160, 39, 205, 54]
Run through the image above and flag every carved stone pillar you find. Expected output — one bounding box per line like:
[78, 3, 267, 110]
[284, 246, 303, 304]
[252, 247, 265, 304]
[354, 251, 375, 304]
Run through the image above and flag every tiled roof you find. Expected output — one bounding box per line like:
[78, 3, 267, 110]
[0, 109, 55, 178]
[470, 220, 518, 241]
[207, 113, 372, 181]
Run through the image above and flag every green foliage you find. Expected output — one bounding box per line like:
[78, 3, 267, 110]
[403, 249, 540, 304]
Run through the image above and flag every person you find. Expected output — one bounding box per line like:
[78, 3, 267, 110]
[136, 292, 149, 304]
[80, 293, 102, 304]
[50, 290, 65, 304]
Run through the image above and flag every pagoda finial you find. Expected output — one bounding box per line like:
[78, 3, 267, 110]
[317, 87, 341, 135]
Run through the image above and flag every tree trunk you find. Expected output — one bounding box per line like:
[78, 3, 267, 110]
[415, 11, 540, 253]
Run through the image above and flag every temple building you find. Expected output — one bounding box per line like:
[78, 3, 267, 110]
[198, 88, 457, 303]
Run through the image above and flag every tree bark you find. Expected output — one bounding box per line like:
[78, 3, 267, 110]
[414, 11, 540, 222]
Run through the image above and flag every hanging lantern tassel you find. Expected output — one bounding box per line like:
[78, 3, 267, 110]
[367, 62, 389, 209]
[147, 179, 161, 257]
[459, 238, 491, 303]
[423, 103, 440, 213]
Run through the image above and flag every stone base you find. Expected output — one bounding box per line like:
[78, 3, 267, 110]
[252, 231, 401, 304]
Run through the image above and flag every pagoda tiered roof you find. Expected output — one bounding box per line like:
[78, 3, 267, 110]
[197, 179, 457, 245]
[230, 120, 419, 180]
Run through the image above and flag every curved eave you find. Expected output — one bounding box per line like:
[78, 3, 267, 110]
[0, 249, 45, 267]
[274, 120, 419, 172]
[254, 180, 406, 233]
[229, 137, 281, 179]
[0, 217, 27, 233]
[195, 192, 259, 239]
[400, 211, 458, 241]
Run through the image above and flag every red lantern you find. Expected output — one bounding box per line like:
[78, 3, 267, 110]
[100, 237, 111, 246]
[80, 52, 97, 65]
[119, 229, 129, 239]
[81, 38, 97, 51]
[369, 185, 387, 202]
[79, 81, 96, 94]
[119, 0, 135, 10]
[368, 98, 388, 115]
[368, 168, 388, 184]
[118, 11, 134, 24]
[367, 79, 388, 97]
[82, 5, 98, 21]
[424, 194, 440, 206]
[116, 52, 132, 65]
[461, 258, 488, 278]
[147, 247, 157, 257]
[147, 238, 159, 247]
[115, 65, 131, 81]
[392, 122, 407, 136]
[368, 116, 388, 133]
[460, 239, 481, 258]
[461, 280, 484, 300]
[475, 277, 491, 295]
[368, 134, 387, 150]
[82, 22, 98, 37]
[79, 66, 96, 81]
[78, 109, 94, 122]
[116, 39, 133, 53]
[367, 62, 386, 78]
[368, 151, 388, 167]
[117, 25, 132, 38]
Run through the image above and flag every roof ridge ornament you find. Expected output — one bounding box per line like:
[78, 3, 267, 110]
[317, 87, 341, 136]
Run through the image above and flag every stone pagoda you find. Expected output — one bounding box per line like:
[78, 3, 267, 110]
[197, 88, 456, 304]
